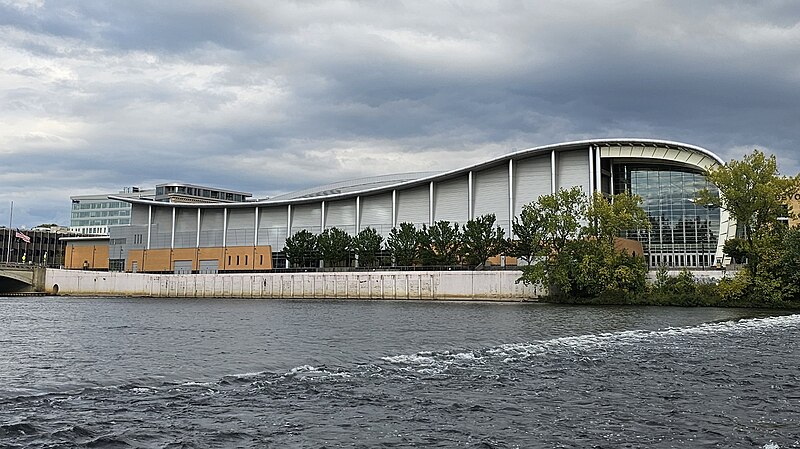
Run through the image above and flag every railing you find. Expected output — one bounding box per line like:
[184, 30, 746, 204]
[108, 265, 521, 275]
[0, 262, 35, 269]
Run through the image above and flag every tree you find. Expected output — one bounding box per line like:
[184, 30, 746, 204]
[776, 227, 800, 302]
[461, 213, 506, 267]
[514, 187, 586, 283]
[545, 239, 648, 299]
[697, 149, 798, 238]
[696, 149, 798, 276]
[418, 220, 462, 266]
[510, 201, 548, 264]
[353, 227, 383, 267]
[583, 191, 650, 244]
[538, 187, 587, 253]
[516, 188, 650, 301]
[317, 227, 352, 268]
[283, 230, 318, 268]
[722, 238, 749, 264]
[387, 222, 419, 266]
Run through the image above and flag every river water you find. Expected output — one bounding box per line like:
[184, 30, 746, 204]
[0, 296, 798, 448]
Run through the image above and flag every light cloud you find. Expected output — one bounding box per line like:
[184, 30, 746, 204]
[1, 0, 798, 226]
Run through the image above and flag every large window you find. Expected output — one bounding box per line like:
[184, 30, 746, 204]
[613, 163, 720, 267]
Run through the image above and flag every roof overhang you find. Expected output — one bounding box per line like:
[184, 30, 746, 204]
[60, 235, 110, 242]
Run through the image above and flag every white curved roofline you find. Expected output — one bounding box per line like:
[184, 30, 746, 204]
[111, 138, 723, 209]
[268, 171, 441, 201]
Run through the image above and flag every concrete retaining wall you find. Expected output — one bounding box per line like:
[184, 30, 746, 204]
[44, 269, 539, 300]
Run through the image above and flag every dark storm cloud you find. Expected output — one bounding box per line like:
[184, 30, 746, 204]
[1, 0, 799, 226]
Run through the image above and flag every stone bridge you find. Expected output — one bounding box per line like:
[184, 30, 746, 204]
[0, 264, 45, 293]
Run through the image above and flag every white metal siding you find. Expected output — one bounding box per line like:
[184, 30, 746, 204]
[259, 207, 288, 248]
[434, 177, 468, 225]
[292, 203, 322, 233]
[396, 185, 429, 226]
[325, 199, 356, 234]
[174, 208, 197, 248]
[557, 149, 590, 194]
[514, 155, 551, 211]
[151, 206, 172, 248]
[131, 204, 149, 225]
[227, 209, 254, 246]
[360, 193, 393, 236]
[199, 209, 224, 247]
[473, 165, 509, 232]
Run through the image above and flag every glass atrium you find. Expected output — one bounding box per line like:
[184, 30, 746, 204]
[613, 163, 721, 268]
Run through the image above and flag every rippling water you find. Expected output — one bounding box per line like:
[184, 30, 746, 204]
[1, 296, 798, 448]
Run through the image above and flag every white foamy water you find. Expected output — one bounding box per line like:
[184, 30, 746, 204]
[382, 314, 800, 374]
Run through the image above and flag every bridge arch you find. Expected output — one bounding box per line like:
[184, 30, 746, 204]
[0, 266, 37, 293]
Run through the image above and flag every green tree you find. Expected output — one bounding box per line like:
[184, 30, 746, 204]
[419, 220, 462, 266]
[547, 239, 647, 299]
[461, 213, 506, 267]
[317, 227, 352, 268]
[742, 227, 795, 306]
[776, 227, 800, 302]
[520, 229, 647, 299]
[696, 149, 798, 275]
[387, 222, 419, 266]
[510, 201, 548, 264]
[515, 187, 586, 288]
[516, 188, 650, 301]
[283, 230, 318, 268]
[722, 238, 749, 264]
[353, 227, 383, 267]
[538, 187, 587, 253]
[702, 150, 800, 306]
[583, 191, 650, 244]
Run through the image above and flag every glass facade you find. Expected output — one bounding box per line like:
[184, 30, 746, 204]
[613, 163, 720, 268]
[70, 199, 132, 235]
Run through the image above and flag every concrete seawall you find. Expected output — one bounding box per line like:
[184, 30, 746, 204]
[44, 269, 539, 300]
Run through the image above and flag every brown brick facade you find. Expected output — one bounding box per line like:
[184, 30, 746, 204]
[65, 244, 109, 270]
[126, 246, 273, 272]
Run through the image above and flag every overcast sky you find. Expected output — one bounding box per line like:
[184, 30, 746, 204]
[1, 0, 799, 227]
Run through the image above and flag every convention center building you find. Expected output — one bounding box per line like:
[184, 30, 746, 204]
[96, 138, 733, 273]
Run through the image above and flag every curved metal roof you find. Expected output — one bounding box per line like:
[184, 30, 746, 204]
[111, 138, 723, 209]
[267, 172, 441, 201]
